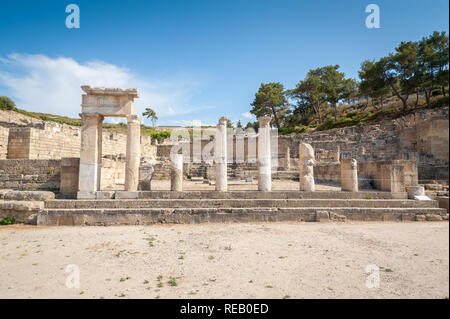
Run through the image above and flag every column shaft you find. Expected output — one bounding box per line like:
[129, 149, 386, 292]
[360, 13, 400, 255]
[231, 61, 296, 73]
[171, 154, 183, 191]
[258, 117, 272, 192]
[125, 115, 141, 191]
[215, 117, 228, 191]
[341, 159, 358, 192]
[78, 114, 103, 193]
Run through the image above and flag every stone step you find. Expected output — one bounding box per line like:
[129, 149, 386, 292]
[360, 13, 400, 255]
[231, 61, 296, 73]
[92, 190, 408, 200]
[37, 207, 447, 226]
[45, 198, 439, 209]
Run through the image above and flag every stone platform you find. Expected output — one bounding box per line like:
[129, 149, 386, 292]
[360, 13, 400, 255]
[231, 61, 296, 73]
[37, 190, 447, 226]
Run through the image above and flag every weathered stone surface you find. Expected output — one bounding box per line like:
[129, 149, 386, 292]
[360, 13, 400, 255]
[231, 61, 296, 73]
[215, 117, 228, 192]
[36, 206, 446, 226]
[425, 214, 443, 221]
[139, 163, 154, 191]
[415, 214, 426, 221]
[437, 196, 449, 213]
[115, 191, 139, 199]
[341, 158, 358, 192]
[258, 116, 272, 192]
[407, 186, 425, 199]
[0, 200, 44, 224]
[125, 115, 141, 191]
[170, 153, 183, 192]
[315, 210, 329, 222]
[0, 189, 55, 201]
[299, 143, 315, 191]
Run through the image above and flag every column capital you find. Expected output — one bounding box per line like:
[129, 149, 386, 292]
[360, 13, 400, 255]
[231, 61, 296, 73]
[218, 116, 228, 126]
[126, 114, 141, 125]
[79, 113, 104, 121]
[258, 116, 272, 127]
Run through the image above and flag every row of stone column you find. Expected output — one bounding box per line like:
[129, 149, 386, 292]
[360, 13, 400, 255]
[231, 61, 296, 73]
[211, 116, 359, 192]
[78, 114, 141, 195]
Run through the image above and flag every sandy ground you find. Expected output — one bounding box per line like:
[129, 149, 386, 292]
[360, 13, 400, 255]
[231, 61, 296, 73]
[0, 222, 448, 299]
[146, 179, 341, 191]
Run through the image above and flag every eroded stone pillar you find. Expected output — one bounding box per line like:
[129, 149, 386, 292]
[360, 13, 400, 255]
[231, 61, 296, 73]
[299, 142, 315, 191]
[258, 116, 272, 192]
[285, 146, 291, 171]
[215, 117, 228, 191]
[125, 114, 141, 191]
[171, 153, 183, 191]
[78, 114, 103, 194]
[341, 158, 358, 192]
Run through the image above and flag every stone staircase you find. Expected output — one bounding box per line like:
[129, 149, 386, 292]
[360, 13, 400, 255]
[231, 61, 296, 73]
[37, 190, 447, 226]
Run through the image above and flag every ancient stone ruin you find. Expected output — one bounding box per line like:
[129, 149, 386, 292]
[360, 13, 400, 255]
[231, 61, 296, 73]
[0, 86, 448, 226]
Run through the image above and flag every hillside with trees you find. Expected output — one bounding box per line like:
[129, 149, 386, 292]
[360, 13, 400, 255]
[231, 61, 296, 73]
[247, 31, 449, 134]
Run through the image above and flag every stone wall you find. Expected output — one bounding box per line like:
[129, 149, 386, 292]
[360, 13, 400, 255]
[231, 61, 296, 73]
[0, 159, 60, 190]
[0, 127, 8, 159]
[314, 160, 418, 191]
[3, 120, 157, 160]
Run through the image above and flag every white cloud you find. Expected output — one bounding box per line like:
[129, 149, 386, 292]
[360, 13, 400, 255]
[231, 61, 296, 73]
[241, 112, 254, 120]
[0, 53, 204, 123]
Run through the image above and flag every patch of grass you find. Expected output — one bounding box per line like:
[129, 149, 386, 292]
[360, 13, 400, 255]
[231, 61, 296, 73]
[119, 276, 130, 282]
[366, 195, 373, 200]
[385, 268, 393, 273]
[168, 277, 178, 287]
[265, 285, 273, 288]
[208, 255, 215, 260]
[143, 280, 149, 284]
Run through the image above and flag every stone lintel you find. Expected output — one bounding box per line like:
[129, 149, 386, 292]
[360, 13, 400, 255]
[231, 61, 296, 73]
[81, 85, 139, 98]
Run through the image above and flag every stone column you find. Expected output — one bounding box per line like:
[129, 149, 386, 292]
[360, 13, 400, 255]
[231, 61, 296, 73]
[258, 116, 272, 192]
[171, 153, 183, 191]
[125, 114, 141, 191]
[285, 146, 291, 171]
[341, 158, 358, 192]
[78, 114, 103, 195]
[215, 117, 228, 191]
[299, 142, 315, 191]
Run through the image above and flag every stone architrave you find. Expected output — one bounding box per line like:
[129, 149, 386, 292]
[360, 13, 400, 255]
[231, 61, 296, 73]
[215, 117, 228, 192]
[341, 158, 358, 192]
[299, 142, 315, 191]
[125, 114, 141, 191]
[171, 153, 183, 191]
[258, 116, 272, 192]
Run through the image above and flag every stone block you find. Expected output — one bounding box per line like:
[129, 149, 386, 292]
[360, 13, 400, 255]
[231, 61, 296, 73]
[77, 191, 97, 199]
[437, 197, 449, 213]
[115, 191, 139, 199]
[425, 214, 443, 221]
[315, 210, 329, 222]
[96, 191, 115, 199]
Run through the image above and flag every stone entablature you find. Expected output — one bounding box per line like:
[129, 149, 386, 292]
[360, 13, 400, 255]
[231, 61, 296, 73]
[81, 86, 139, 117]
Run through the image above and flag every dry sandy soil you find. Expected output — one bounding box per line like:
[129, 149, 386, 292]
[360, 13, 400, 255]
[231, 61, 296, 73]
[148, 179, 341, 191]
[0, 222, 448, 299]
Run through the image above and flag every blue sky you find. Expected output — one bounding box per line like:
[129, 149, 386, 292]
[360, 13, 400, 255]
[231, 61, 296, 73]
[0, 0, 448, 126]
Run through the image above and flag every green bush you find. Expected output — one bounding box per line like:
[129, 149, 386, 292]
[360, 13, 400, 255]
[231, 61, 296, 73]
[151, 131, 172, 142]
[431, 89, 442, 97]
[0, 96, 16, 110]
[0, 217, 16, 225]
[429, 96, 449, 109]
[279, 125, 310, 135]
